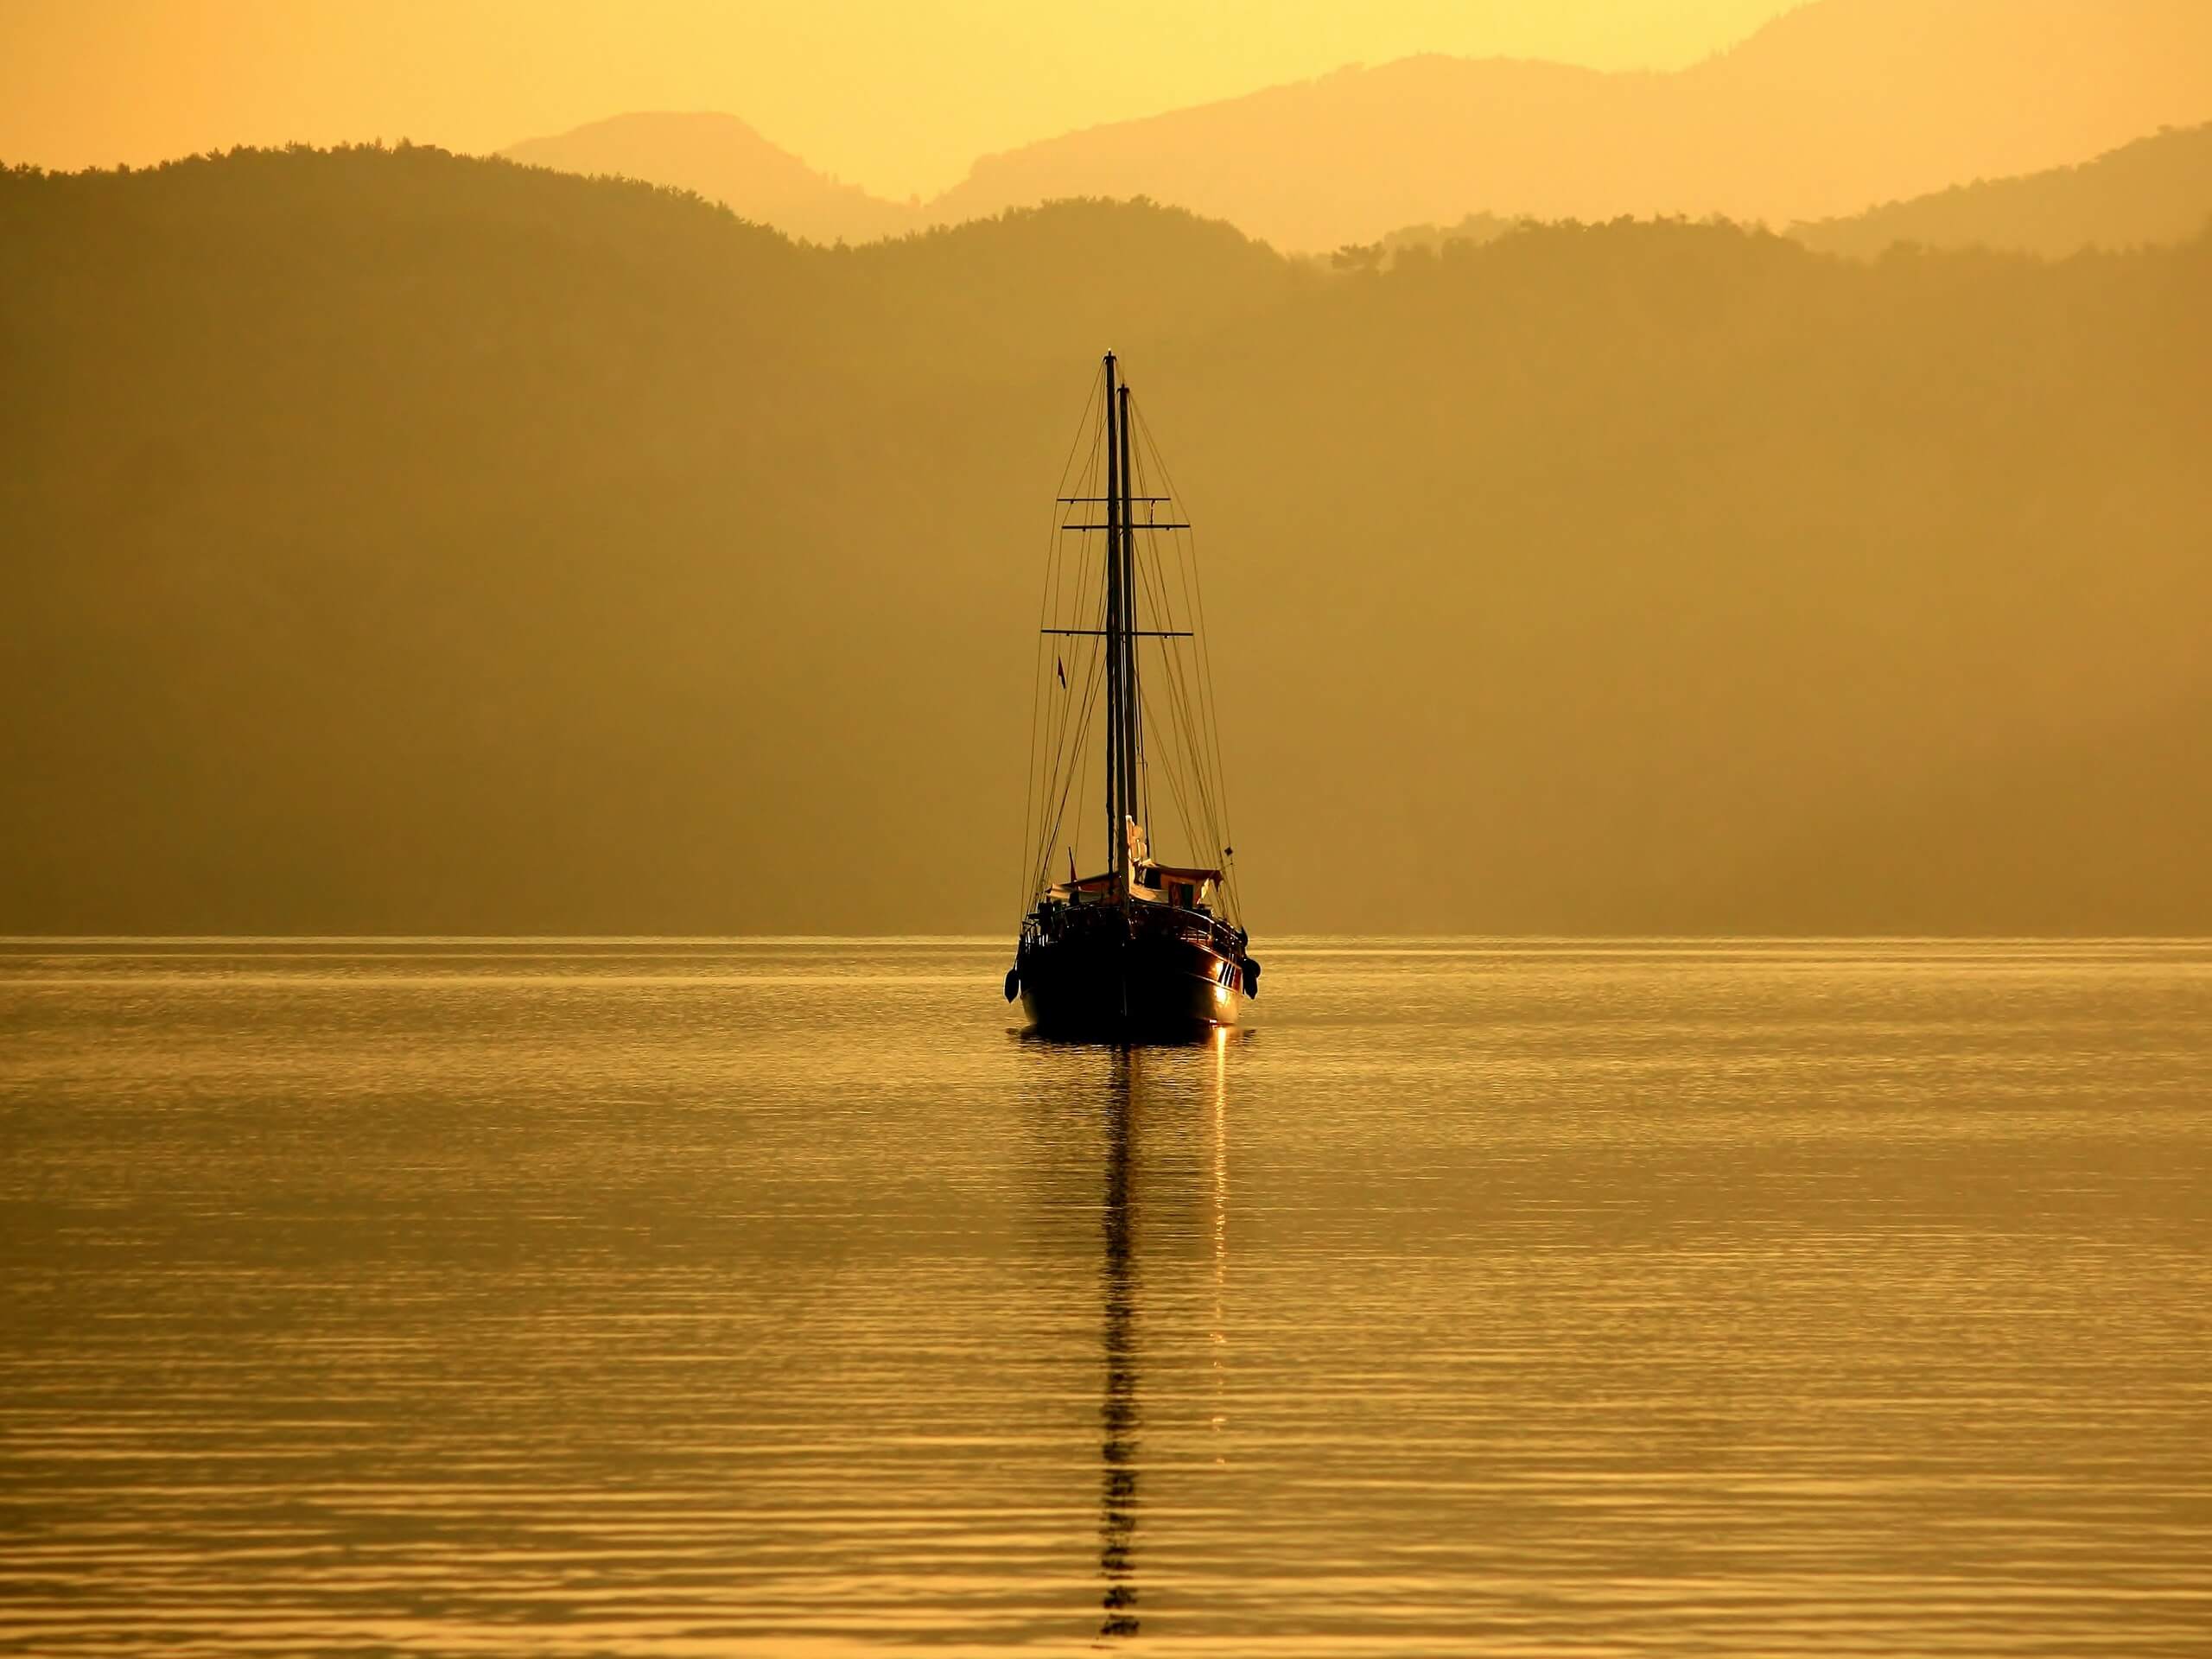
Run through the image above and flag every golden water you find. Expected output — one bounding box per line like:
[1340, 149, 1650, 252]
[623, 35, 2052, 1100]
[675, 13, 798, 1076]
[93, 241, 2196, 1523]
[3, 940, 2208, 1654]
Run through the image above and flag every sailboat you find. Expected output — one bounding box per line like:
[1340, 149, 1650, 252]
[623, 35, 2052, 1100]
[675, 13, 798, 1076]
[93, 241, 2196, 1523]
[1006, 353, 1259, 1039]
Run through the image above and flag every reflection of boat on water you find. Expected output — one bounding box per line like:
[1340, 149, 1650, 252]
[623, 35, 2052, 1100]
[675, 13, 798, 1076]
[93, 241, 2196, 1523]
[1007, 353, 1260, 1040]
[1082, 1036, 1235, 1642]
[1097, 1049, 1141, 1638]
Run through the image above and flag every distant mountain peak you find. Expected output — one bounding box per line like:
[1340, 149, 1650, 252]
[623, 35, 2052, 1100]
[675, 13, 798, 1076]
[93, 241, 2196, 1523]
[501, 111, 918, 244]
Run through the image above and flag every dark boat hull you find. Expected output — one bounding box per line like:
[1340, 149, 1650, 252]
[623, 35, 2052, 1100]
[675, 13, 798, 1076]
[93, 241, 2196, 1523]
[1018, 922, 1240, 1040]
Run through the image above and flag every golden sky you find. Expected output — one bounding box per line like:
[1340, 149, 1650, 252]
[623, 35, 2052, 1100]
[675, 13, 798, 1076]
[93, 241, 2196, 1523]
[1, 0, 1803, 199]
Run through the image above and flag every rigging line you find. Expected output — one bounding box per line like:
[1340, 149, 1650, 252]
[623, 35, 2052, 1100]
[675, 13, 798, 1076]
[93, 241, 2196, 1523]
[1137, 646, 1192, 860]
[1045, 404, 1106, 785]
[1140, 633, 1208, 861]
[1033, 649, 1086, 894]
[1033, 534, 1110, 894]
[1131, 560, 1151, 842]
[1126, 442, 1178, 764]
[1024, 370, 1107, 907]
[1151, 632, 1211, 832]
[1126, 443, 1224, 868]
[1131, 404, 1229, 837]
[1128, 524, 1192, 730]
[1147, 686, 1202, 870]
[1035, 654, 1106, 889]
[1033, 560, 1105, 895]
[1037, 638, 1107, 899]
[1124, 452, 1162, 850]
[1038, 669, 1096, 893]
[1038, 430, 1100, 837]
[1160, 514, 1213, 817]
[1125, 420, 1204, 777]
[1150, 658, 1220, 884]
[1036, 411, 1109, 871]
[1037, 660, 1094, 896]
[1151, 683, 1179, 852]
[1134, 401, 1241, 913]
[1025, 478, 1079, 907]
[1039, 682, 1092, 900]
[1147, 594, 1234, 919]
[1155, 675, 1218, 889]
[1130, 548, 1198, 851]
[1155, 636, 1223, 872]
[1124, 442, 1218, 868]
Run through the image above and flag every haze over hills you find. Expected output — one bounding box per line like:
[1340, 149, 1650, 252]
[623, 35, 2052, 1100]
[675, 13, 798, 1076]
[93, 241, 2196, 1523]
[933, 0, 2212, 246]
[502, 111, 916, 245]
[3, 145, 2208, 934]
[1792, 121, 2212, 258]
[501, 0, 2212, 250]
[1380, 124, 2212, 266]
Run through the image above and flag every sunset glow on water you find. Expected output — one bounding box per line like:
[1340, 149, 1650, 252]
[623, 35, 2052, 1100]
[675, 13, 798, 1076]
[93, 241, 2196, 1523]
[4, 940, 2207, 1653]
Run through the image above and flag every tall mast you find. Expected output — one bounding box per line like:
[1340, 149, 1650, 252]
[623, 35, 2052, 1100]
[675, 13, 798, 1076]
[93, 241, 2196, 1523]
[1103, 353, 1124, 880]
[1117, 380, 1140, 866]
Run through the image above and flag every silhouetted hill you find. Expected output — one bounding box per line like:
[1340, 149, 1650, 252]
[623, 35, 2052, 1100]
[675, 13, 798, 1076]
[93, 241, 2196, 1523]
[1792, 123, 2212, 258]
[925, 0, 2212, 249]
[4, 145, 2208, 934]
[503, 111, 918, 245]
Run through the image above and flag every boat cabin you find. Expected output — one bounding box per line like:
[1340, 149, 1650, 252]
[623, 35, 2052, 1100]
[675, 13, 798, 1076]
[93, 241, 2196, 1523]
[1134, 863, 1223, 911]
[1046, 864, 1223, 912]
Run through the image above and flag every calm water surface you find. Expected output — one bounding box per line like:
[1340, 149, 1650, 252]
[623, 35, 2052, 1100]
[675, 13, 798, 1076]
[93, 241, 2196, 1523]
[2, 938, 2209, 1656]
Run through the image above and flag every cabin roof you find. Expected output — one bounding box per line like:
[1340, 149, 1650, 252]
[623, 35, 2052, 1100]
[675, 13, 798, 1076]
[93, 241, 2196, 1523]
[1050, 865, 1224, 896]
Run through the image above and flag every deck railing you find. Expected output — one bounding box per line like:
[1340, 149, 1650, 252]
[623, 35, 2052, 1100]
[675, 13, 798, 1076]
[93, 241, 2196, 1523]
[1023, 901, 1243, 957]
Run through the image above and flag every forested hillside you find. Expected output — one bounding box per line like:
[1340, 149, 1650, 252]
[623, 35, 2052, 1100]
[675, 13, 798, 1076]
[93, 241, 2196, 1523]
[4, 144, 2208, 933]
[1793, 122, 2212, 258]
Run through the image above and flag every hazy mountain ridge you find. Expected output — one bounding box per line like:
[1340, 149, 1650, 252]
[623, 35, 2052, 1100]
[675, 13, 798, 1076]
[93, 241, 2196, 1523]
[1791, 122, 2212, 258]
[501, 111, 918, 245]
[503, 0, 2212, 250]
[931, 0, 2212, 246]
[1374, 125, 2212, 269]
[4, 145, 2208, 933]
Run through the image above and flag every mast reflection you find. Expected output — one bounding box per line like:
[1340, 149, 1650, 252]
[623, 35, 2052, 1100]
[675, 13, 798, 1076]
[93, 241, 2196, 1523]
[1052, 1031, 1236, 1643]
[1098, 1047, 1141, 1639]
